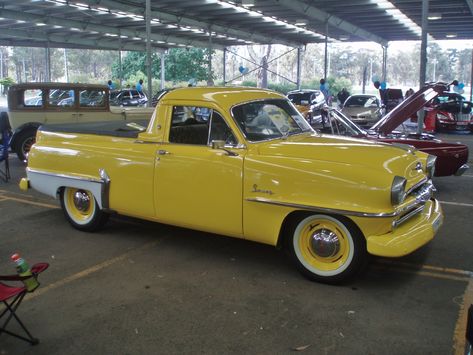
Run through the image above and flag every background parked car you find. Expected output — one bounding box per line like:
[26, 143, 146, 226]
[341, 94, 384, 127]
[423, 92, 473, 133]
[110, 89, 147, 107]
[286, 89, 325, 123]
[313, 83, 469, 177]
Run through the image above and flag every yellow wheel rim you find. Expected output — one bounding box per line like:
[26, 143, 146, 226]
[295, 215, 353, 275]
[64, 188, 95, 224]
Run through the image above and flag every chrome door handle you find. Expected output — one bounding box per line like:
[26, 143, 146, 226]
[158, 150, 170, 155]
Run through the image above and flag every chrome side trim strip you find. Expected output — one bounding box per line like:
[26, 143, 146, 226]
[392, 205, 424, 228]
[26, 168, 102, 183]
[245, 197, 399, 218]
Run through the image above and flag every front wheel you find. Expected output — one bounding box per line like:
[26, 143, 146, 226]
[288, 214, 367, 284]
[14, 127, 37, 162]
[60, 187, 109, 232]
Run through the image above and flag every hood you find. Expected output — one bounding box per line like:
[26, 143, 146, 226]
[342, 107, 378, 117]
[256, 133, 426, 181]
[371, 83, 448, 135]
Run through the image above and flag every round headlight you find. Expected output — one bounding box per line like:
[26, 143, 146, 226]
[426, 155, 436, 178]
[391, 176, 407, 205]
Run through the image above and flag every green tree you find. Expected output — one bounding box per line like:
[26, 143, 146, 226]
[112, 48, 211, 84]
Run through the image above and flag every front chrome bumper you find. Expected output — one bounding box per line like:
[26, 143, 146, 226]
[455, 164, 469, 176]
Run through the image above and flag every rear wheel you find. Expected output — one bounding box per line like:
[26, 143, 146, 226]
[60, 187, 109, 231]
[288, 214, 367, 284]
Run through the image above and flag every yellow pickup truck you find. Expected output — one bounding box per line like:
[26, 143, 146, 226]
[20, 87, 443, 283]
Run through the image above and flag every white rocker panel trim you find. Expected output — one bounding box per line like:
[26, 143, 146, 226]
[26, 168, 107, 209]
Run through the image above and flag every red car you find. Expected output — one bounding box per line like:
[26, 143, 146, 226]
[423, 92, 473, 133]
[315, 83, 469, 177]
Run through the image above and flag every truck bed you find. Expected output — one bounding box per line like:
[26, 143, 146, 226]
[39, 119, 150, 138]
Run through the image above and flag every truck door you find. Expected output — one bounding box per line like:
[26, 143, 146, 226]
[154, 107, 244, 238]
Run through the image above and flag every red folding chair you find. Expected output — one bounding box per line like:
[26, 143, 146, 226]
[0, 263, 49, 345]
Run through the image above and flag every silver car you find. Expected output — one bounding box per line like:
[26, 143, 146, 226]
[341, 94, 384, 127]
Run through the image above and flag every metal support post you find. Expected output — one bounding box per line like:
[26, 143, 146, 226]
[208, 29, 213, 86]
[296, 47, 302, 90]
[470, 48, 473, 102]
[324, 21, 328, 79]
[145, 0, 153, 106]
[45, 45, 51, 82]
[223, 47, 226, 86]
[382, 46, 387, 83]
[118, 35, 123, 88]
[418, 0, 428, 134]
[63, 48, 69, 82]
[160, 51, 165, 90]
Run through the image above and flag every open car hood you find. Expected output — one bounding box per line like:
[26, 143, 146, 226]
[371, 83, 448, 135]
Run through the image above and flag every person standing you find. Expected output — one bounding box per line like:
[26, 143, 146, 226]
[337, 88, 350, 106]
[136, 79, 144, 93]
[319, 78, 331, 106]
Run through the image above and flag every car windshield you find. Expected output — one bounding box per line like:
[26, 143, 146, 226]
[232, 99, 313, 142]
[344, 96, 374, 107]
[313, 109, 366, 137]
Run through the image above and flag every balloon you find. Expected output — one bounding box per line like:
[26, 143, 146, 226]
[380, 82, 387, 90]
[238, 66, 244, 73]
[458, 82, 465, 89]
[373, 81, 380, 89]
[242, 67, 249, 74]
[371, 74, 379, 83]
[452, 79, 459, 86]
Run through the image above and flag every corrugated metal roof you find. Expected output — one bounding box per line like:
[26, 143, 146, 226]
[0, 0, 472, 51]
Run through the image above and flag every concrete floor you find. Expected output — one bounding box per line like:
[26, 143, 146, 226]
[0, 133, 472, 354]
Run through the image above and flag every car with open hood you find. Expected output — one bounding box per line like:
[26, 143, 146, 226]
[20, 86, 442, 284]
[314, 83, 469, 177]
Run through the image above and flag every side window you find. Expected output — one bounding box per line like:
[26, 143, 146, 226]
[80, 90, 106, 108]
[23, 89, 43, 107]
[209, 112, 237, 146]
[169, 106, 210, 145]
[49, 89, 73, 107]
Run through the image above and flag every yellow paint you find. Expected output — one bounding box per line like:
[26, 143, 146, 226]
[25, 86, 442, 258]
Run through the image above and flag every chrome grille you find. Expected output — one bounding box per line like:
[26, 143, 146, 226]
[393, 180, 435, 228]
[409, 180, 434, 204]
[457, 113, 471, 122]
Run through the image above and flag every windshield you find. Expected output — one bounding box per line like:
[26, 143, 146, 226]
[313, 109, 366, 137]
[232, 99, 313, 142]
[344, 96, 377, 107]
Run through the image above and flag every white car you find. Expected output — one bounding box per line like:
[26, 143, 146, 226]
[341, 94, 384, 127]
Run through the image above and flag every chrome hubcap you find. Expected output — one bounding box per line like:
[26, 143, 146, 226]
[73, 191, 91, 212]
[310, 228, 340, 258]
